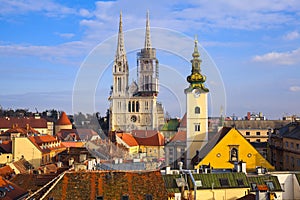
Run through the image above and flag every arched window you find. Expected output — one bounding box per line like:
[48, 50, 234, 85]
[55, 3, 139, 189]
[136, 101, 139, 112]
[195, 106, 200, 114]
[128, 101, 131, 112]
[132, 101, 135, 112]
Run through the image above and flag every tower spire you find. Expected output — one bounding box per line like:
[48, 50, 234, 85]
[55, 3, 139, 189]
[144, 10, 151, 49]
[116, 11, 126, 57]
[186, 35, 209, 92]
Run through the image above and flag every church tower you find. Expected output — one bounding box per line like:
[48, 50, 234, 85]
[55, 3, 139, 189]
[136, 11, 159, 96]
[185, 37, 209, 168]
[110, 12, 129, 131]
[109, 12, 165, 132]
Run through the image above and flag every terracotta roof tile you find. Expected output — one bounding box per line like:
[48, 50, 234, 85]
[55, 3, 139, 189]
[116, 133, 139, 146]
[179, 113, 187, 128]
[0, 176, 28, 199]
[0, 165, 14, 177]
[170, 131, 186, 142]
[56, 112, 72, 125]
[0, 117, 48, 129]
[42, 171, 168, 199]
[61, 141, 85, 147]
[133, 131, 165, 146]
[28, 135, 58, 145]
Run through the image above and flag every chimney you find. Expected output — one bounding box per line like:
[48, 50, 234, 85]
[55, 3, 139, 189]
[178, 162, 183, 171]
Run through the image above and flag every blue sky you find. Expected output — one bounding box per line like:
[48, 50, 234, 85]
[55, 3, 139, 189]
[1, 0, 300, 119]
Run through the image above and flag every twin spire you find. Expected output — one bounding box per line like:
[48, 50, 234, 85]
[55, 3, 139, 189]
[116, 11, 152, 58]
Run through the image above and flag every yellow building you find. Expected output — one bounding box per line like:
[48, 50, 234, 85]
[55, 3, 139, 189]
[12, 135, 65, 169]
[194, 127, 274, 172]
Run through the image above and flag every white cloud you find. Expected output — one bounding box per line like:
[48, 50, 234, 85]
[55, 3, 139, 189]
[283, 31, 300, 40]
[289, 86, 300, 92]
[55, 32, 75, 39]
[0, 0, 76, 17]
[252, 48, 300, 65]
[79, 8, 92, 18]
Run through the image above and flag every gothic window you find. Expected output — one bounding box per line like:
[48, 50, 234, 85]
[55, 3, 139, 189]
[136, 101, 139, 112]
[230, 148, 238, 162]
[117, 77, 121, 92]
[195, 106, 200, 114]
[145, 101, 149, 110]
[132, 101, 135, 112]
[128, 101, 131, 112]
[114, 65, 116, 73]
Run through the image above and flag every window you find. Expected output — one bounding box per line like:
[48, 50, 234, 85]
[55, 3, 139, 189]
[145, 194, 153, 200]
[122, 195, 129, 200]
[230, 148, 238, 161]
[286, 141, 289, 148]
[128, 101, 131, 112]
[256, 139, 261, 142]
[250, 183, 257, 190]
[297, 158, 300, 166]
[219, 178, 229, 186]
[136, 101, 139, 112]
[195, 107, 200, 114]
[297, 144, 299, 150]
[96, 196, 103, 200]
[246, 132, 250, 136]
[237, 179, 245, 186]
[194, 123, 200, 132]
[132, 101, 135, 112]
[265, 181, 275, 191]
[145, 101, 149, 110]
[291, 142, 294, 149]
[256, 132, 260, 136]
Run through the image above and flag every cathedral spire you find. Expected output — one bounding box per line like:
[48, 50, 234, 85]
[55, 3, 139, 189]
[116, 11, 126, 57]
[186, 36, 209, 92]
[144, 10, 152, 49]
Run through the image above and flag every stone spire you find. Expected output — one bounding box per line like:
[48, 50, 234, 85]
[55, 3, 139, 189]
[144, 10, 152, 49]
[116, 11, 126, 57]
[187, 36, 209, 92]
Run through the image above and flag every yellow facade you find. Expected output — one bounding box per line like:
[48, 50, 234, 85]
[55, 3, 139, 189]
[139, 145, 164, 158]
[195, 128, 274, 172]
[184, 188, 250, 200]
[12, 137, 42, 169]
[0, 153, 13, 164]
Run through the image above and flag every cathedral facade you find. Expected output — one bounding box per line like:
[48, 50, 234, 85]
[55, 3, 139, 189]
[109, 12, 165, 132]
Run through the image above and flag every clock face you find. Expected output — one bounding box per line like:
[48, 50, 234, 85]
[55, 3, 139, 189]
[192, 88, 201, 98]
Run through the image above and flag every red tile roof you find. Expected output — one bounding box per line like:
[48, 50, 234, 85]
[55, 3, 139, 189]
[0, 117, 48, 129]
[61, 141, 85, 147]
[42, 171, 168, 199]
[179, 113, 187, 128]
[116, 133, 139, 147]
[0, 176, 28, 199]
[0, 165, 14, 177]
[28, 135, 58, 145]
[170, 131, 186, 142]
[133, 131, 165, 146]
[56, 112, 72, 125]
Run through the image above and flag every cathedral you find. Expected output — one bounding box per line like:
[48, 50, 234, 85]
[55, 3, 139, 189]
[109, 12, 165, 132]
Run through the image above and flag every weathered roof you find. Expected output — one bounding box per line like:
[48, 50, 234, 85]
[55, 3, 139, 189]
[224, 120, 290, 129]
[0, 176, 28, 199]
[170, 131, 186, 143]
[56, 112, 72, 125]
[0, 117, 48, 129]
[0, 165, 14, 177]
[247, 175, 282, 192]
[43, 171, 168, 200]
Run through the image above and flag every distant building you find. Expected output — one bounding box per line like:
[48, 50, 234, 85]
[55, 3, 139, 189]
[0, 176, 28, 199]
[0, 116, 53, 136]
[269, 121, 300, 171]
[12, 135, 65, 169]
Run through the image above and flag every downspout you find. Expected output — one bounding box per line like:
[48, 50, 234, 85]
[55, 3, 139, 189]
[181, 170, 197, 200]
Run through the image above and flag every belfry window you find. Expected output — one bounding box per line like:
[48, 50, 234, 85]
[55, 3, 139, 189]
[194, 123, 200, 132]
[136, 101, 139, 112]
[128, 101, 131, 112]
[195, 106, 200, 114]
[132, 101, 135, 112]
